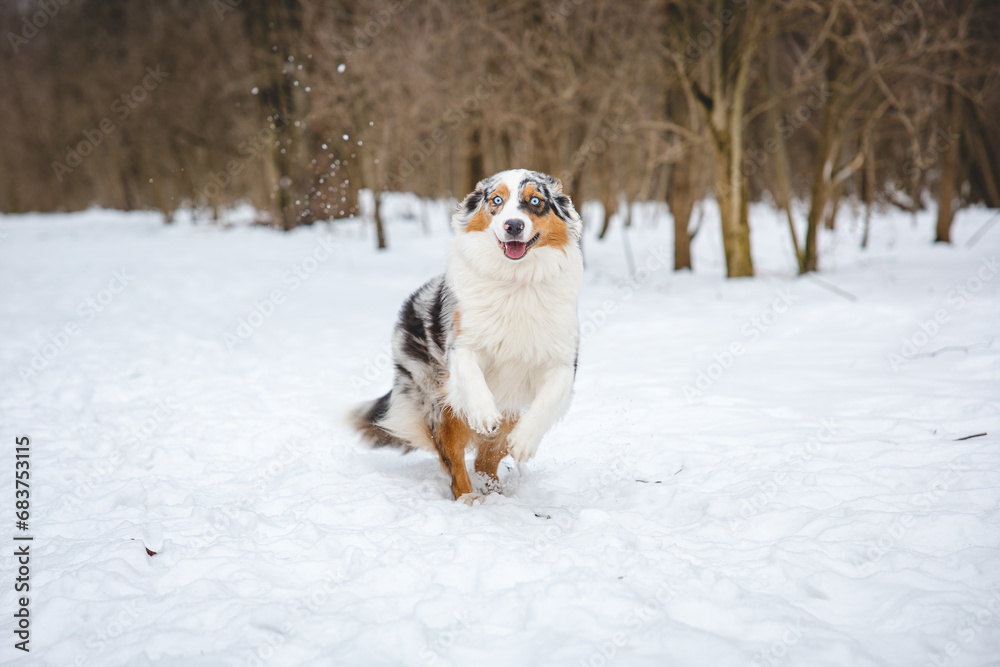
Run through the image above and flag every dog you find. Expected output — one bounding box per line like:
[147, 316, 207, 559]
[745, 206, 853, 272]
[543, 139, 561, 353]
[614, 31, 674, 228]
[352, 169, 583, 502]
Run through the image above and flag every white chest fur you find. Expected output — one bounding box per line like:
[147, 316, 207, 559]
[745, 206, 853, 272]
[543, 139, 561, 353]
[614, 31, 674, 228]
[446, 243, 582, 411]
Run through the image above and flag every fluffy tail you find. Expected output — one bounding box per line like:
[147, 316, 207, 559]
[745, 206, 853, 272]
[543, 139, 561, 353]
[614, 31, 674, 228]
[351, 391, 412, 451]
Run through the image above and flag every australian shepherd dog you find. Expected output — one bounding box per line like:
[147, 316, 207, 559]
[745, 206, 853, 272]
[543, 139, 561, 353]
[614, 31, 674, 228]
[352, 169, 583, 503]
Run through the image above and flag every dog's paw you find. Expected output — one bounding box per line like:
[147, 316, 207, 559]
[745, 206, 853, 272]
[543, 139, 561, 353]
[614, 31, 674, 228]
[467, 404, 502, 436]
[447, 379, 501, 435]
[459, 492, 486, 506]
[472, 472, 504, 495]
[507, 427, 541, 463]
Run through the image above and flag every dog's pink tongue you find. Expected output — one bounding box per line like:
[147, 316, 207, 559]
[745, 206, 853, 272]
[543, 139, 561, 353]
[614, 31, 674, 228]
[504, 241, 527, 259]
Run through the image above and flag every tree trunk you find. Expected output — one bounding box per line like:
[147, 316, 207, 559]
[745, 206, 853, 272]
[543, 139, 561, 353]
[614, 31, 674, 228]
[465, 126, 485, 196]
[597, 200, 614, 239]
[766, 37, 804, 272]
[713, 134, 753, 277]
[861, 142, 875, 249]
[804, 73, 839, 273]
[969, 105, 1000, 207]
[244, 0, 312, 231]
[825, 185, 841, 230]
[373, 191, 387, 250]
[709, 0, 756, 278]
[668, 165, 694, 270]
[935, 86, 962, 244]
[597, 157, 617, 240]
[804, 178, 828, 273]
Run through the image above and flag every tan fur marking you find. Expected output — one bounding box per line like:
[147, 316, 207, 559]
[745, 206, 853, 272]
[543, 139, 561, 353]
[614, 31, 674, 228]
[453, 308, 462, 336]
[466, 184, 509, 233]
[473, 416, 517, 487]
[491, 184, 510, 212]
[434, 407, 475, 499]
[466, 208, 491, 233]
[523, 184, 569, 253]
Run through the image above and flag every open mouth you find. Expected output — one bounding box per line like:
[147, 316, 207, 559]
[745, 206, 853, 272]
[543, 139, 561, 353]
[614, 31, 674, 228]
[497, 232, 541, 260]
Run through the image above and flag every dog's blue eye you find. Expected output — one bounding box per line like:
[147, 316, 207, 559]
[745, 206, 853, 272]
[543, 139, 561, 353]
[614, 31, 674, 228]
[530, 197, 540, 206]
[492, 195, 503, 206]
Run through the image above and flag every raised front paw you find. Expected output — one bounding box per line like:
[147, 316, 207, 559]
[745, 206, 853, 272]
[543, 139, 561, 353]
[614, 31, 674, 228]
[467, 403, 502, 436]
[507, 427, 541, 463]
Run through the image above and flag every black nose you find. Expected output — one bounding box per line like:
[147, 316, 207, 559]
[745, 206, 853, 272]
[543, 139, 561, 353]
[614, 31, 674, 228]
[503, 220, 524, 237]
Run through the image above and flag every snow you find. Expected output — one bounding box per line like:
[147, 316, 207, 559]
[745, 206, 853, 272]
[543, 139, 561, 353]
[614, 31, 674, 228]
[1, 199, 999, 667]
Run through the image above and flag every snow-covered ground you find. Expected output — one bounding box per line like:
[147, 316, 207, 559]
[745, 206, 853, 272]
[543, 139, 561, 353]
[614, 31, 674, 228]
[1, 198, 998, 667]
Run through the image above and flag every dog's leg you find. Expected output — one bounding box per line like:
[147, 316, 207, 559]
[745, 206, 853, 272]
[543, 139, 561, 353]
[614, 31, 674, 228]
[445, 347, 501, 435]
[434, 408, 477, 501]
[507, 365, 575, 463]
[473, 417, 516, 490]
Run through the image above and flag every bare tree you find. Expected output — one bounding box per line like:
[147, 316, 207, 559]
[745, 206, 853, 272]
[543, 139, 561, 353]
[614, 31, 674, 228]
[668, 0, 768, 278]
[1, 0, 998, 257]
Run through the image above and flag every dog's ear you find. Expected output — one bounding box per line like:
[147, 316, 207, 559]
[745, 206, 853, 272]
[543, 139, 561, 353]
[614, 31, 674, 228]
[460, 187, 484, 216]
[550, 177, 563, 194]
[552, 191, 578, 219]
[452, 177, 491, 231]
[551, 191, 582, 241]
